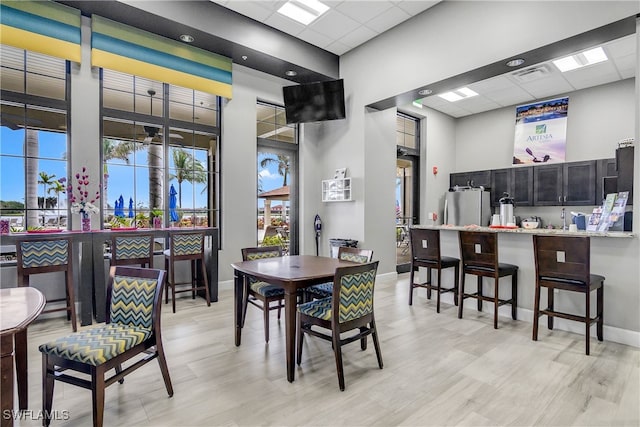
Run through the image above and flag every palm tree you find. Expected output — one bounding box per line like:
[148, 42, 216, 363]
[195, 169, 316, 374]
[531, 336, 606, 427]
[260, 154, 290, 186]
[38, 171, 56, 211]
[25, 129, 39, 227]
[47, 180, 66, 227]
[103, 138, 139, 209]
[170, 148, 206, 207]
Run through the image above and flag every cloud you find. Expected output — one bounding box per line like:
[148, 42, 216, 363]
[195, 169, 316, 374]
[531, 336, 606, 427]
[259, 169, 278, 179]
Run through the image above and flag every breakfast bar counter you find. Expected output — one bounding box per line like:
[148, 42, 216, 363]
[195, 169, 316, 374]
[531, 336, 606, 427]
[412, 224, 635, 238]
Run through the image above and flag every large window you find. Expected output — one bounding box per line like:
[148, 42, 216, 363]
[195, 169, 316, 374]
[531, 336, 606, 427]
[256, 101, 298, 254]
[101, 70, 219, 228]
[0, 45, 69, 230]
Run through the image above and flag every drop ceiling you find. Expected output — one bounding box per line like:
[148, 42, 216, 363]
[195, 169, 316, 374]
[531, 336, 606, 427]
[212, 0, 441, 55]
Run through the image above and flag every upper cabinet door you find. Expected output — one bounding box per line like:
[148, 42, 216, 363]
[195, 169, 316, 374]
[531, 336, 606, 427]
[511, 166, 533, 206]
[533, 164, 563, 206]
[563, 160, 596, 205]
[490, 168, 510, 207]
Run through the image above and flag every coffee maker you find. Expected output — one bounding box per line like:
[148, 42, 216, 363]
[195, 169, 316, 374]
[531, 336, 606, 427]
[499, 193, 515, 226]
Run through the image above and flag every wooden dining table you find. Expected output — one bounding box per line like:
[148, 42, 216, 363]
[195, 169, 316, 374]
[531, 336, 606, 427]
[0, 287, 46, 427]
[231, 255, 355, 382]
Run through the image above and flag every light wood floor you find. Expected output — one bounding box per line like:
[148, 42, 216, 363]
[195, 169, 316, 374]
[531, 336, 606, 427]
[15, 273, 640, 426]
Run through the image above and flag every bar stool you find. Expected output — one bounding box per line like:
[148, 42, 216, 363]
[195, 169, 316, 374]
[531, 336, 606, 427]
[408, 228, 459, 312]
[16, 236, 77, 332]
[164, 230, 210, 313]
[532, 235, 604, 355]
[458, 231, 518, 329]
[110, 233, 154, 268]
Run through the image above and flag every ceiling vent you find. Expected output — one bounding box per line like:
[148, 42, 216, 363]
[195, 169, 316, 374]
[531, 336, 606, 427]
[510, 64, 552, 83]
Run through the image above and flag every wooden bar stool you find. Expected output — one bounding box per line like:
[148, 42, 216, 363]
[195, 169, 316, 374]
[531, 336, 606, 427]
[164, 231, 210, 313]
[408, 228, 459, 312]
[16, 236, 77, 332]
[110, 233, 154, 268]
[532, 235, 604, 355]
[457, 231, 518, 329]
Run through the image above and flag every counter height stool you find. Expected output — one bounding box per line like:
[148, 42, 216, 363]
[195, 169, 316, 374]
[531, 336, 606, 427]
[408, 228, 459, 312]
[16, 236, 77, 332]
[164, 231, 210, 313]
[458, 231, 518, 329]
[532, 235, 604, 355]
[110, 234, 154, 268]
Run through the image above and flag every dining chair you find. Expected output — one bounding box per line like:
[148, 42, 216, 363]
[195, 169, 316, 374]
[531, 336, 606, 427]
[241, 245, 285, 343]
[532, 235, 604, 355]
[16, 236, 77, 331]
[109, 233, 154, 268]
[164, 230, 211, 313]
[458, 231, 518, 329]
[297, 261, 383, 391]
[408, 228, 459, 312]
[39, 266, 173, 427]
[304, 246, 374, 300]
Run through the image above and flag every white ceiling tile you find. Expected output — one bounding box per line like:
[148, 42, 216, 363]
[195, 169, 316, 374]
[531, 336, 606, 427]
[483, 87, 536, 107]
[340, 25, 379, 48]
[612, 54, 636, 78]
[263, 12, 306, 36]
[310, 9, 361, 39]
[456, 96, 502, 114]
[396, 0, 440, 16]
[297, 28, 334, 48]
[563, 62, 621, 90]
[469, 75, 520, 93]
[604, 34, 636, 58]
[325, 40, 352, 56]
[335, 1, 393, 24]
[517, 74, 575, 99]
[365, 6, 410, 33]
[224, 1, 273, 22]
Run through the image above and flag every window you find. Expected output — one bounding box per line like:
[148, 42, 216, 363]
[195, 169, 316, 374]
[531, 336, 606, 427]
[0, 45, 69, 230]
[256, 101, 298, 254]
[101, 70, 220, 228]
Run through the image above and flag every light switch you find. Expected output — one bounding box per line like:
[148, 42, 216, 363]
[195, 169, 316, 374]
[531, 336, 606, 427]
[556, 251, 566, 263]
[475, 244, 481, 254]
[422, 240, 428, 248]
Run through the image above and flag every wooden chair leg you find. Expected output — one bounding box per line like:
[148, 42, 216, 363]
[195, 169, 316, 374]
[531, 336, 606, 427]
[156, 345, 174, 396]
[371, 318, 383, 369]
[360, 327, 367, 351]
[408, 265, 415, 305]
[453, 264, 459, 306]
[597, 285, 604, 342]
[435, 268, 441, 313]
[191, 260, 196, 299]
[200, 259, 211, 306]
[426, 267, 432, 300]
[458, 272, 465, 319]
[585, 289, 591, 355]
[164, 258, 170, 305]
[66, 272, 77, 332]
[493, 276, 499, 329]
[547, 286, 554, 330]
[477, 276, 483, 311]
[15, 330, 28, 410]
[91, 365, 106, 427]
[532, 282, 541, 341]
[277, 298, 282, 320]
[296, 317, 304, 365]
[171, 261, 176, 314]
[263, 299, 270, 343]
[332, 331, 345, 391]
[115, 364, 124, 384]
[42, 355, 55, 427]
[511, 271, 518, 320]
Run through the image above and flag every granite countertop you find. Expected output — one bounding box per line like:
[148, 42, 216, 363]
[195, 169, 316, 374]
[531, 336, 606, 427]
[412, 224, 635, 238]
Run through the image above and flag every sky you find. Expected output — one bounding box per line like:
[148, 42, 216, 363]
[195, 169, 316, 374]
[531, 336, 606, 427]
[257, 151, 288, 210]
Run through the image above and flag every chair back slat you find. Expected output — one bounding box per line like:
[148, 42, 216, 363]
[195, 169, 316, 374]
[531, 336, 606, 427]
[337, 246, 373, 264]
[18, 239, 69, 268]
[459, 231, 498, 270]
[107, 266, 165, 331]
[113, 235, 153, 261]
[171, 232, 204, 256]
[533, 235, 590, 283]
[242, 245, 283, 261]
[409, 228, 441, 262]
[333, 261, 379, 324]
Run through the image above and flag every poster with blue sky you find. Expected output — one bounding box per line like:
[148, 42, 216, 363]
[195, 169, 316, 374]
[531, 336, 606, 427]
[513, 97, 568, 165]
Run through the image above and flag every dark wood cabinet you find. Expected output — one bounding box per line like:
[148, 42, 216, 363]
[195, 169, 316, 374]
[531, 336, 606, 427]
[450, 170, 491, 189]
[490, 167, 533, 207]
[596, 158, 616, 204]
[563, 160, 596, 205]
[616, 146, 634, 205]
[533, 164, 563, 206]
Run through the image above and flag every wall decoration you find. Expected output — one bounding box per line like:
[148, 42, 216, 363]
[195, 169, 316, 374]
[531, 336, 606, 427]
[513, 97, 568, 165]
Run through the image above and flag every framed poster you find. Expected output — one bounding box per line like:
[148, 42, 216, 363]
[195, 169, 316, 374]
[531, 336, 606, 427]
[513, 97, 569, 165]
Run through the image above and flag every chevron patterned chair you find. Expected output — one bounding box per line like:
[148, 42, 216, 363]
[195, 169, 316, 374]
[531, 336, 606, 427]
[110, 233, 154, 268]
[39, 266, 173, 427]
[16, 236, 77, 332]
[297, 261, 383, 391]
[164, 230, 211, 313]
[241, 245, 285, 343]
[304, 247, 373, 300]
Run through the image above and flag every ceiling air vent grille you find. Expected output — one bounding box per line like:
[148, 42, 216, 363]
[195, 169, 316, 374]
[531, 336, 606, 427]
[511, 64, 552, 83]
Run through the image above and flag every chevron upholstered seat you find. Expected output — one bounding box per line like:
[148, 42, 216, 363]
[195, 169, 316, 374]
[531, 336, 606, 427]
[241, 246, 285, 343]
[164, 230, 211, 313]
[40, 266, 173, 427]
[16, 236, 77, 331]
[305, 247, 373, 300]
[297, 261, 383, 391]
[110, 233, 154, 268]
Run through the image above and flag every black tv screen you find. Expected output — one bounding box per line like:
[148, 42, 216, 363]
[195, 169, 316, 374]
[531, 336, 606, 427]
[283, 79, 346, 124]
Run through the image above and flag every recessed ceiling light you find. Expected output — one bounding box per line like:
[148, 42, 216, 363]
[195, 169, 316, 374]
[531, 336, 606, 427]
[278, 0, 329, 25]
[179, 34, 194, 43]
[418, 89, 432, 96]
[438, 87, 478, 102]
[553, 46, 608, 72]
[506, 58, 525, 67]
[285, 70, 298, 77]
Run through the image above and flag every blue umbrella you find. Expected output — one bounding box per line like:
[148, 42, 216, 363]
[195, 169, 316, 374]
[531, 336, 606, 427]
[169, 185, 179, 222]
[117, 195, 125, 217]
[128, 197, 134, 218]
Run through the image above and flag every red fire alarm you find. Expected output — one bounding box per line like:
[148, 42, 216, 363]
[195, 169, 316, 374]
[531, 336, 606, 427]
[432, 166, 438, 175]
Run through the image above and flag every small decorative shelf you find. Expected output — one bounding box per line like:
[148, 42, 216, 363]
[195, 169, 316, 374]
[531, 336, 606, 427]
[322, 178, 352, 202]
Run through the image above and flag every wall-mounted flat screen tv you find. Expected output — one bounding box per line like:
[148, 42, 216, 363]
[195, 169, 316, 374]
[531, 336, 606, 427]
[283, 79, 346, 124]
